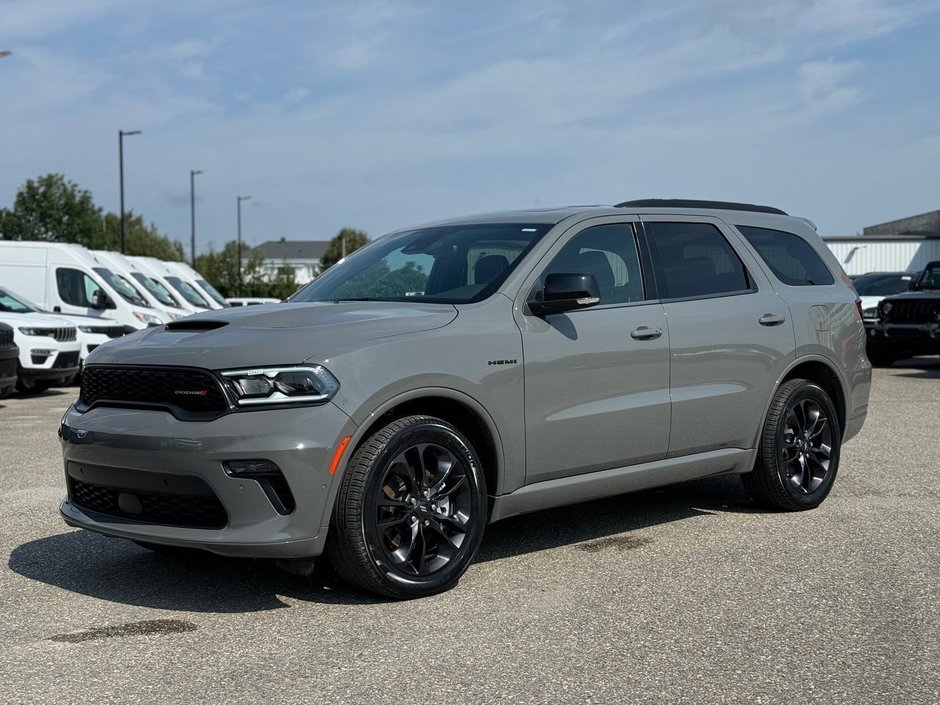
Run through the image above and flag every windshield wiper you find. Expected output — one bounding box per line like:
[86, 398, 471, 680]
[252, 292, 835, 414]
[331, 297, 385, 302]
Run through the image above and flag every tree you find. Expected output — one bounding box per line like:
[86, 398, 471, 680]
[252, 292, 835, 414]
[195, 240, 298, 299]
[0, 173, 185, 259]
[319, 227, 370, 271]
[0, 174, 102, 243]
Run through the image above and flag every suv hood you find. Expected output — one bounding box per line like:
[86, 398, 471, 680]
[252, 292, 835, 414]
[0, 311, 75, 328]
[85, 302, 459, 368]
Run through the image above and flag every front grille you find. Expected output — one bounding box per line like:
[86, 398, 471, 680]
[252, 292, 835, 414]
[69, 478, 228, 529]
[79, 366, 229, 416]
[0, 327, 13, 345]
[886, 300, 940, 324]
[32, 327, 77, 342]
[53, 351, 80, 369]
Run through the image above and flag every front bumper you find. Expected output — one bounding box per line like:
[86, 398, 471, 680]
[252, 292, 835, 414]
[865, 321, 940, 354]
[59, 401, 356, 558]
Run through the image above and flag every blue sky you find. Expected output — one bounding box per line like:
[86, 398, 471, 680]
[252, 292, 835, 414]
[2, 0, 939, 251]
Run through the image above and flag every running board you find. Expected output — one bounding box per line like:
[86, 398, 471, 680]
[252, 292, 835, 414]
[488, 448, 754, 523]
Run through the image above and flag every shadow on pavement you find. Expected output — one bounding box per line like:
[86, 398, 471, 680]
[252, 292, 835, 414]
[9, 474, 757, 611]
[890, 356, 940, 379]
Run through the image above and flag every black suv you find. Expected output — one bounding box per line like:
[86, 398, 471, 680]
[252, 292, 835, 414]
[866, 260, 940, 366]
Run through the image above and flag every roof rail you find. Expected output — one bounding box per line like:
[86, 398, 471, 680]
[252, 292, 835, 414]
[615, 199, 788, 216]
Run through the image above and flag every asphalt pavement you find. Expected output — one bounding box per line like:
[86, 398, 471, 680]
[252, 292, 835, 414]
[0, 360, 937, 705]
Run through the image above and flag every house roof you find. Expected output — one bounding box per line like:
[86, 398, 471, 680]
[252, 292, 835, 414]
[253, 239, 330, 260]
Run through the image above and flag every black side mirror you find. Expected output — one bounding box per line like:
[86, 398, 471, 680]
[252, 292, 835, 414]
[92, 289, 114, 310]
[528, 273, 601, 316]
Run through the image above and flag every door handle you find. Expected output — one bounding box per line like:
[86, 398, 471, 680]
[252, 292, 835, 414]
[630, 325, 663, 340]
[53, 306, 61, 312]
[759, 313, 786, 326]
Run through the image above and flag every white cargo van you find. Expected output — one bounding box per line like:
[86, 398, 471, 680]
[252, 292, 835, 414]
[163, 261, 229, 309]
[92, 250, 190, 322]
[129, 256, 214, 312]
[0, 241, 165, 329]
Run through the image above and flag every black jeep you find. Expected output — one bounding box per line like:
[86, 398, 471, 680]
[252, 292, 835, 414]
[866, 260, 940, 366]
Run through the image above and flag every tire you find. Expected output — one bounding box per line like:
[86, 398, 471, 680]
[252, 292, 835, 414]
[866, 347, 896, 367]
[327, 415, 488, 599]
[742, 379, 841, 511]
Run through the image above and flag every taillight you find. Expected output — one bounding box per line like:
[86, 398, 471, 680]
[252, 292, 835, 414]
[839, 270, 863, 322]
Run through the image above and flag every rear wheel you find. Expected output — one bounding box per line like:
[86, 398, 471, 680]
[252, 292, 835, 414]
[742, 379, 841, 511]
[327, 415, 488, 599]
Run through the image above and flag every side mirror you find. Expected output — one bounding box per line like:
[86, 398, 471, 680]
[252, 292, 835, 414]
[92, 289, 115, 310]
[528, 273, 601, 316]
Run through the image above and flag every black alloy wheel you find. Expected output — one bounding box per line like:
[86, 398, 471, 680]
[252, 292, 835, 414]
[742, 379, 842, 511]
[327, 415, 487, 599]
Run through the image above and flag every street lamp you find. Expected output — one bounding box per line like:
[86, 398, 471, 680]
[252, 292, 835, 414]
[236, 195, 251, 296]
[190, 170, 203, 267]
[118, 129, 141, 254]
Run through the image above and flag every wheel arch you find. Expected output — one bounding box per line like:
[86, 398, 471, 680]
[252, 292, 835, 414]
[347, 388, 504, 497]
[777, 357, 847, 436]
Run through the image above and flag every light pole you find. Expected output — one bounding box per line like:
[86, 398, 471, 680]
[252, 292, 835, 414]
[236, 195, 251, 296]
[118, 129, 141, 253]
[190, 170, 203, 267]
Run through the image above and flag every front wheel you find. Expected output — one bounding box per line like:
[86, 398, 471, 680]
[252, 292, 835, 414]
[327, 415, 488, 599]
[742, 379, 841, 511]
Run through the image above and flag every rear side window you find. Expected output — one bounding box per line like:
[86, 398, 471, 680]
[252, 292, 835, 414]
[737, 226, 834, 286]
[644, 222, 751, 299]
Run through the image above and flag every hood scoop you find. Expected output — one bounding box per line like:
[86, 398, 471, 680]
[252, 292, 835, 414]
[165, 319, 229, 332]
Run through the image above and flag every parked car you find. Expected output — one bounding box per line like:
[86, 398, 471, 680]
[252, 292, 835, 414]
[0, 307, 80, 393]
[0, 285, 127, 366]
[852, 271, 919, 320]
[0, 323, 18, 399]
[865, 260, 940, 366]
[60, 199, 870, 598]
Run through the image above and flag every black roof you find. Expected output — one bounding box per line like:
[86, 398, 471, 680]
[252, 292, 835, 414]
[616, 199, 788, 215]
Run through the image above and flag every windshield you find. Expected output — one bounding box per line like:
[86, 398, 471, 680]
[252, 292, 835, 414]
[0, 287, 38, 313]
[196, 279, 229, 307]
[853, 273, 916, 296]
[130, 272, 181, 308]
[291, 223, 552, 304]
[914, 264, 940, 290]
[93, 267, 150, 307]
[166, 276, 211, 307]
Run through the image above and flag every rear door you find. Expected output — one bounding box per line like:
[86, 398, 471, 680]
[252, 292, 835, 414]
[639, 216, 795, 457]
[516, 216, 671, 484]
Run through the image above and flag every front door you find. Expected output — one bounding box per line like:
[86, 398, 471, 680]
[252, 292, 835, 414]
[517, 218, 671, 484]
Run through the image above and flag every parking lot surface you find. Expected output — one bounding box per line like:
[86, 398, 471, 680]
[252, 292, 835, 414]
[1, 360, 938, 705]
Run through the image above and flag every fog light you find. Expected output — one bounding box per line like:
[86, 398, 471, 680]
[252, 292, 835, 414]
[224, 459, 281, 477]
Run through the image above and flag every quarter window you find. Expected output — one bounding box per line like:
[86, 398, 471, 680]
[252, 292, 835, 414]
[542, 223, 645, 305]
[737, 226, 834, 286]
[644, 222, 751, 299]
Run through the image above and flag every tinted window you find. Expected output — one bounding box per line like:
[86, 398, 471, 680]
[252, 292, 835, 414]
[541, 223, 645, 305]
[292, 223, 551, 304]
[56, 268, 103, 307]
[737, 226, 834, 286]
[645, 222, 750, 299]
[852, 273, 916, 297]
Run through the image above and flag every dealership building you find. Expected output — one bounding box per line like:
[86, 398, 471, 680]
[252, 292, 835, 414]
[824, 209, 940, 275]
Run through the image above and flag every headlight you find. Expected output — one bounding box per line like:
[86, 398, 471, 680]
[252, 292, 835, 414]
[132, 311, 164, 326]
[18, 327, 42, 336]
[220, 365, 340, 407]
[879, 302, 892, 320]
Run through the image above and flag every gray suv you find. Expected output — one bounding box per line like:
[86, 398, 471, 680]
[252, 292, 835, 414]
[60, 200, 871, 598]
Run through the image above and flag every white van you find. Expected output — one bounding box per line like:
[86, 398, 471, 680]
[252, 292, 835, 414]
[129, 257, 214, 313]
[0, 285, 126, 364]
[163, 261, 229, 309]
[0, 241, 165, 330]
[92, 250, 190, 322]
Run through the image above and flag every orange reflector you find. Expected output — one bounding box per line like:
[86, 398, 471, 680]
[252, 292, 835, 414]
[329, 435, 352, 475]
